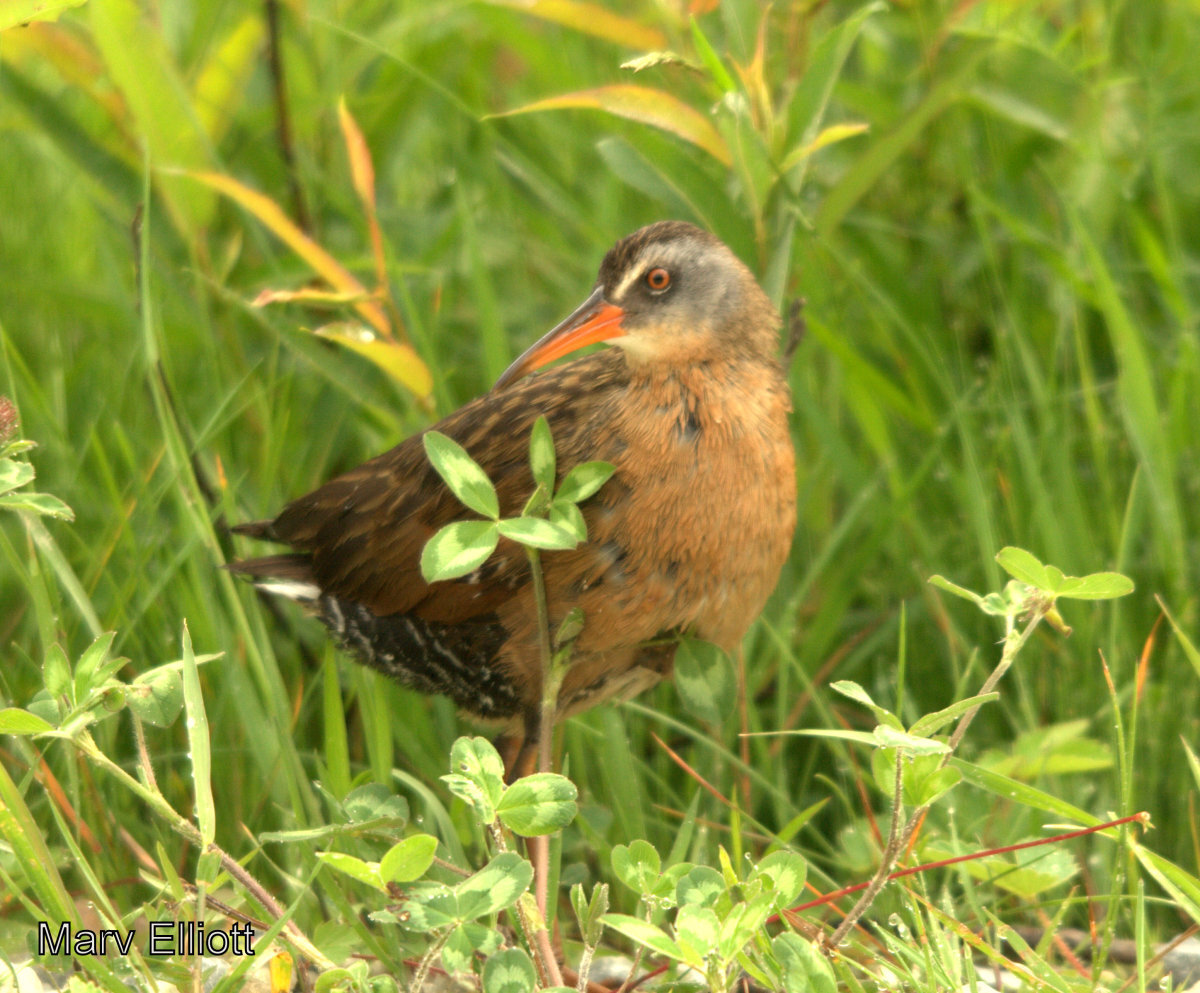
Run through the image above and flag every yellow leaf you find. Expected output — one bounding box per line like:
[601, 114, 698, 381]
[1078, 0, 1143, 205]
[338, 98, 388, 292]
[779, 121, 869, 174]
[253, 287, 378, 308]
[487, 0, 665, 51]
[193, 16, 264, 146]
[314, 324, 433, 400]
[0, 0, 86, 31]
[495, 85, 729, 166]
[188, 170, 390, 337]
[268, 949, 293, 993]
[338, 98, 376, 209]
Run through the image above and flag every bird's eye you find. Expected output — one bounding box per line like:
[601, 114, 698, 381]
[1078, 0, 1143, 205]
[645, 267, 671, 293]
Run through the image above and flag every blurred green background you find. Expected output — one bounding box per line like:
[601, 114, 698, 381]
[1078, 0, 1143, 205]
[2, 0, 1198, 966]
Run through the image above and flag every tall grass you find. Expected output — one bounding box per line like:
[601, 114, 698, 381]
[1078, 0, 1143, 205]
[1, 0, 1198, 983]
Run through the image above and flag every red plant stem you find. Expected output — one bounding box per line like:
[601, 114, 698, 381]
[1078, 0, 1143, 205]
[779, 812, 1149, 919]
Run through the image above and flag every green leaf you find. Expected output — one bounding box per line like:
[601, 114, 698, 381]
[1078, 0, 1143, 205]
[688, 16, 736, 93]
[1131, 842, 1200, 926]
[599, 914, 685, 962]
[1160, 597, 1200, 683]
[927, 574, 987, 607]
[830, 680, 902, 729]
[995, 546, 1051, 588]
[676, 864, 724, 908]
[673, 905, 719, 968]
[43, 643, 71, 700]
[73, 631, 119, 707]
[441, 924, 477, 973]
[652, 863, 691, 906]
[872, 724, 950, 755]
[773, 932, 836, 993]
[451, 735, 506, 780]
[993, 549, 1134, 600]
[481, 947, 538, 993]
[930, 574, 1034, 617]
[904, 759, 962, 807]
[966, 83, 1071, 142]
[0, 708, 53, 735]
[570, 882, 609, 947]
[756, 851, 807, 909]
[556, 460, 615, 504]
[0, 457, 34, 495]
[379, 834, 438, 885]
[716, 894, 774, 961]
[953, 760, 1101, 825]
[313, 967, 357, 993]
[316, 851, 385, 892]
[554, 607, 585, 648]
[1, 438, 34, 457]
[0, 491, 75, 520]
[497, 773, 578, 835]
[179, 624, 215, 848]
[496, 516, 579, 550]
[420, 520, 499, 582]
[396, 883, 458, 931]
[441, 736, 505, 821]
[548, 500, 587, 542]
[673, 637, 736, 725]
[908, 692, 1000, 737]
[789, 728, 879, 747]
[311, 922, 359, 966]
[126, 668, 184, 727]
[1054, 572, 1135, 600]
[343, 783, 410, 824]
[455, 852, 533, 919]
[612, 840, 661, 896]
[975, 847, 1077, 898]
[529, 416, 555, 491]
[1185, 738, 1200, 794]
[423, 431, 499, 519]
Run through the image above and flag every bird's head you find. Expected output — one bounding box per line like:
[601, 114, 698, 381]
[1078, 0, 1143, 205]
[493, 221, 779, 391]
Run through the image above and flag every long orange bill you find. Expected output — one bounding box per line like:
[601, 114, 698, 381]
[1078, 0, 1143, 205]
[493, 285, 626, 391]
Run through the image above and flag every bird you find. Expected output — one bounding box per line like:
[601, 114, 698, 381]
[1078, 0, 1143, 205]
[228, 221, 796, 776]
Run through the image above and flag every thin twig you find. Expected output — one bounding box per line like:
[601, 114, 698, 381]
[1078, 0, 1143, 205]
[826, 606, 1048, 948]
[782, 298, 807, 364]
[71, 730, 332, 969]
[409, 929, 450, 993]
[264, 0, 311, 233]
[524, 544, 565, 987]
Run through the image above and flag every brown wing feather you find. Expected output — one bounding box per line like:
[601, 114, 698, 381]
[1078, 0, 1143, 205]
[232, 350, 630, 621]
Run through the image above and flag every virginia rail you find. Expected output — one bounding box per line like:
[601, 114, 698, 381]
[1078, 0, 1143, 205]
[230, 221, 796, 772]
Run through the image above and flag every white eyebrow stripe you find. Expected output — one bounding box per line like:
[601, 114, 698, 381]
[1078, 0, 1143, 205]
[612, 261, 646, 302]
[610, 240, 693, 302]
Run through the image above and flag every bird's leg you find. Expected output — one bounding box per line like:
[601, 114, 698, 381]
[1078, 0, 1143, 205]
[493, 730, 523, 780]
[522, 544, 562, 782]
[495, 731, 539, 783]
[494, 707, 542, 783]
